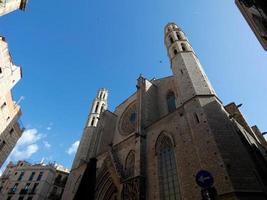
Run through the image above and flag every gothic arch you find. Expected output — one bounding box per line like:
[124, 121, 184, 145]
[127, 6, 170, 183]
[155, 131, 176, 154]
[95, 166, 118, 200]
[155, 132, 181, 200]
[124, 151, 135, 178]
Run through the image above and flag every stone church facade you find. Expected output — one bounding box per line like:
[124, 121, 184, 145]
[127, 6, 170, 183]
[62, 23, 267, 200]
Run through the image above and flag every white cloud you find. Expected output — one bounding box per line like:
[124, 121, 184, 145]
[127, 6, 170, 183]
[66, 141, 80, 155]
[10, 129, 43, 160]
[13, 144, 39, 160]
[46, 127, 52, 131]
[17, 129, 42, 146]
[43, 141, 51, 149]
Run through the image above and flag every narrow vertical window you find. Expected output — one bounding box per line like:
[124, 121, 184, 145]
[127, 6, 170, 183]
[11, 183, 19, 193]
[181, 43, 187, 51]
[37, 172, 43, 181]
[173, 49, 178, 55]
[18, 172, 24, 181]
[28, 172, 35, 181]
[169, 36, 174, 43]
[176, 32, 181, 40]
[91, 117, 95, 126]
[167, 91, 176, 113]
[124, 151, 135, 178]
[156, 134, 180, 200]
[95, 102, 99, 113]
[31, 183, 39, 194]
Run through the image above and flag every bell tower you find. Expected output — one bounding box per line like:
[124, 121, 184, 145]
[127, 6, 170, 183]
[72, 88, 108, 169]
[164, 23, 216, 103]
[87, 88, 108, 127]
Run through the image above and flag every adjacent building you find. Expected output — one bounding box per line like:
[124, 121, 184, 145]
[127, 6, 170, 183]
[0, 36, 24, 168]
[0, 161, 69, 200]
[0, 0, 27, 17]
[63, 23, 267, 200]
[236, 0, 267, 50]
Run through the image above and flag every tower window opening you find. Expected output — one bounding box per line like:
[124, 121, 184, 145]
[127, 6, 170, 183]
[95, 102, 99, 113]
[173, 49, 178, 55]
[181, 43, 187, 51]
[169, 36, 174, 44]
[176, 32, 181, 40]
[167, 91, 176, 113]
[91, 117, 95, 126]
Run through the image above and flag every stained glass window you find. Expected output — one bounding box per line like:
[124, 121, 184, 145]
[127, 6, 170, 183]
[156, 134, 180, 200]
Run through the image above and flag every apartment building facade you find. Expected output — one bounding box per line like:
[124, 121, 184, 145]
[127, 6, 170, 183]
[0, 161, 69, 200]
[0, 36, 24, 168]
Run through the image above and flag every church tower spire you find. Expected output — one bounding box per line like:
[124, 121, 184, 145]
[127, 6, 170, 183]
[87, 88, 108, 127]
[164, 23, 216, 103]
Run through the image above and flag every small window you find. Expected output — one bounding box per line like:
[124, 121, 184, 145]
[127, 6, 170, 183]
[0, 102, 6, 110]
[95, 102, 99, 113]
[31, 183, 38, 194]
[173, 49, 178, 55]
[9, 128, 14, 135]
[28, 172, 35, 181]
[36, 172, 43, 181]
[91, 117, 95, 126]
[0, 68, 2, 74]
[18, 172, 24, 181]
[11, 183, 19, 192]
[24, 183, 30, 193]
[169, 36, 174, 43]
[167, 91, 176, 113]
[181, 43, 187, 51]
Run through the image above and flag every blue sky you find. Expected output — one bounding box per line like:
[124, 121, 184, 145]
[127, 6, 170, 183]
[0, 0, 266, 170]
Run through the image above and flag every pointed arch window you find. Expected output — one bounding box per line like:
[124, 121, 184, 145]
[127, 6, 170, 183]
[124, 151, 135, 178]
[181, 43, 187, 51]
[156, 134, 180, 200]
[176, 32, 181, 40]
[167, 91, 176, 113]
[169, 36, 174, 44]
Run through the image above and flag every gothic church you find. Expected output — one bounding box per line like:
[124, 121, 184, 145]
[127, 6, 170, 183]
[62, 23, 267, 200]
